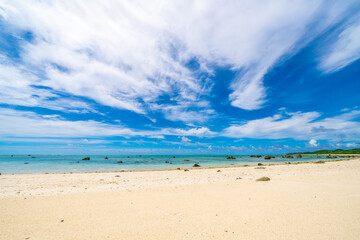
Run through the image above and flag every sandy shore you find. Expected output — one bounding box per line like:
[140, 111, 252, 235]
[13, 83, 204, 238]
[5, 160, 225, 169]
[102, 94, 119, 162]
[1, 159, 360, 239]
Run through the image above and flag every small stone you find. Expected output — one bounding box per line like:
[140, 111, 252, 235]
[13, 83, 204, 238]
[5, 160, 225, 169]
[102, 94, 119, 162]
[184, 169, 189, 171]
[193, 163, 200, 167]
[257, 163, 263, 166]
[115, 175, 120, 177]
[61, 220, 64, 222]
[217, 170, 221, 172]
[256, 177, 270, 181]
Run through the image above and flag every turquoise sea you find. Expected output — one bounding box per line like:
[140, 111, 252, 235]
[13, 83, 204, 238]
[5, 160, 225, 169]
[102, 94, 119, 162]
[0, 154, 353, 174]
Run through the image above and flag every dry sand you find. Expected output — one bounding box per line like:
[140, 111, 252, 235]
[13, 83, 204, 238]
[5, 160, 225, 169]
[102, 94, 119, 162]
[1, 159, 360, 240]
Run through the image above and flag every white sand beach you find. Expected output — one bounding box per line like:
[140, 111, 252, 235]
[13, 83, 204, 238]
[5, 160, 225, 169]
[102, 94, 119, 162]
[1, 159, 360, 240]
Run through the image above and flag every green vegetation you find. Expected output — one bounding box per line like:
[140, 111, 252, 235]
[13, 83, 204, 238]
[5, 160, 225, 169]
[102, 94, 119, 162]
[291, 148, 360, 154]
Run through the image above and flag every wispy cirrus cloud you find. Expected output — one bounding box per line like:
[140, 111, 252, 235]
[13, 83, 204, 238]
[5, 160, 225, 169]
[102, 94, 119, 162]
[319, 15, 360, 72]
[0, 0, 357, 117]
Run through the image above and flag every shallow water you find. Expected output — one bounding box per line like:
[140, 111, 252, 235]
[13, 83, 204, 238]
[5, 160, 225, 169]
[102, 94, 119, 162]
[0, 154, 353, 174]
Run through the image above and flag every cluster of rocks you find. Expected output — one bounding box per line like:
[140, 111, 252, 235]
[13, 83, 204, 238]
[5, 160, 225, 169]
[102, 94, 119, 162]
[264, 155, 275, 160]
[282, 155, 294, 159]
[82, 157, 90, 160]
[226, 156, 236, 159]
[250, 155, 262, 158]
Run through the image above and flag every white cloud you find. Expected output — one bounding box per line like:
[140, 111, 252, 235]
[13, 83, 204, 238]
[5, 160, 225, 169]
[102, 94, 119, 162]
[0, 0, 356, 117]
[320, 16, 360, 72]
[0, 107, 213, 139]
[309, 139, 319, 147]
[345, 142, 359, 148]
[181, 136, 191, 143]
[222, 110, 360, 141]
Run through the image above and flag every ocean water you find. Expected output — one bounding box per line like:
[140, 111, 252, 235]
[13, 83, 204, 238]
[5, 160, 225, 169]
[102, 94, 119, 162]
[0, 154, 352, 174]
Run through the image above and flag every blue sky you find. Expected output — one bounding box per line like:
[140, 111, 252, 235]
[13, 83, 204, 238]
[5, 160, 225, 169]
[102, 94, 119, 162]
[0, 0, 360, 154]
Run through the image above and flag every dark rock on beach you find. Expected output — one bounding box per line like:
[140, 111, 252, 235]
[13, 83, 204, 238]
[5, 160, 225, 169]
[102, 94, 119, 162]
[82, 157, 90, 160]
[117, 161, 123, 163]
[105, 156, 108, 159]
[193, 163, 200, 167]
[255, 167, 266, 169]
[226, 156, 236, 159]
[256, 177, 270, 181]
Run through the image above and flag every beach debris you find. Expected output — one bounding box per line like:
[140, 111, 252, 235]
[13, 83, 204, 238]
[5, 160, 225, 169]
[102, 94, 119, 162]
[193, 163, 200, 167]
[184, 159, 190, 161]
[257, 163, 263, 166]
[255, 167, 265, 169]
[105, 156, 108, 159]
[236, 177, 242, 180]
[256, 177, 270, 181]
[117, 161, 123, 163]
[296, 154, 302, 158]
[217, 170, 221, 172]
[314, 161, 325, 164]
[226, 156, 236, 159]
[184, 169, 189, 171]
[24, 162, 29, 164]
[264, 155, 275, 160]
[82, 157, 90, 160]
